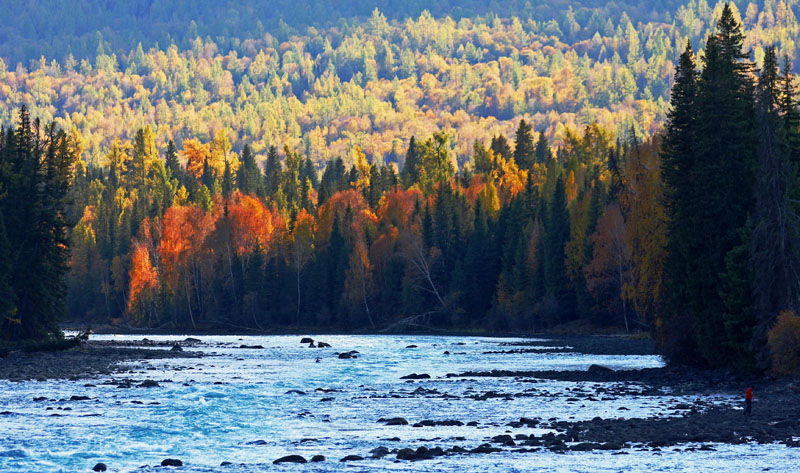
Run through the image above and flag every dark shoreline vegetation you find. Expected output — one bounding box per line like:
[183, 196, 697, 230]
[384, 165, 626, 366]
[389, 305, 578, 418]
[1, 2, 800, 378]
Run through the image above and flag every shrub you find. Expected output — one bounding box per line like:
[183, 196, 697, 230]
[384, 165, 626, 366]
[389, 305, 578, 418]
[767, 310, 800, 376]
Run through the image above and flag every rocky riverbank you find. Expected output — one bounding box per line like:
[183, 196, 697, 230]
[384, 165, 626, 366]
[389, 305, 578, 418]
[0, 339, 201, 381]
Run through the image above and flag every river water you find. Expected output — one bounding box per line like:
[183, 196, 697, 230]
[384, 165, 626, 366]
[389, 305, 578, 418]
[0, 335, 796, 472]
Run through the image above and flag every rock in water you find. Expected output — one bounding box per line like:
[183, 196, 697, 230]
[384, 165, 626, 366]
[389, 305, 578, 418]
[310, 455, 326, 462]
[161, 458, 183, 466]
[92, 463, 107, 472]
[300, 337, 314, 344]
[400, 373, 430, 380]
[587, 364, 612, 373]
[273, 455, 307, 464]
[340, 455, 364, 462]
[316, 342, 331, 348]
[382, 417, 408, 425]
[170, 344, 183, 352]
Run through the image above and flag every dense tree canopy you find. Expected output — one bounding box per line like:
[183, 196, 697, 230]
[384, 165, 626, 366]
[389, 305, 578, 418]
[2, 3, 800, 375]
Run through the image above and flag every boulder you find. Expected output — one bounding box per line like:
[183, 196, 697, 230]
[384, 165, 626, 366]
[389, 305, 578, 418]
[300, 337, 314, 344]
[161, 458, 183, 467]
[138, 380, 160, 388]
[587, 364, 613, 373]
[491, 434, 515, 445]
[170, 344, 183, 352]
[273, 455, 307, 464]
[570, 442, 598, 451]
[92, 463, 107, 472]
[400, 373, 431, 380]
[470, 444, 501, 454]
[184, 337, 201, 343]
[382, 417, 409, 426]
[340, 455, 364, 462]
[316, 342, 331, 348]
[310, 455, 326, 462]
[598, 442, 623, 450]
[239, 344, 264, 349]
[369, 446, 390, 458]
[69, 395, 91, 401]
[406, 345, 418, 348]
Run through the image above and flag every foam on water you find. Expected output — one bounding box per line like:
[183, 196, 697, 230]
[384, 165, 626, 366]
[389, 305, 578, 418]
[0, 335, 796, 472]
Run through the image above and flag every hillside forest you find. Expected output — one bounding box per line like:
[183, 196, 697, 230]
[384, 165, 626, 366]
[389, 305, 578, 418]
[1, 2, 800, 373]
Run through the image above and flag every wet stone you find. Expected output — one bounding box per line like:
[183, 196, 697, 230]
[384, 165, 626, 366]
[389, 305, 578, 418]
[273, 455, 307, 464]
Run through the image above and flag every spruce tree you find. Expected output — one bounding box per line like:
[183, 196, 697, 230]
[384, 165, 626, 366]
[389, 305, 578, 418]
[164, 139, 182, 183]
[0, 210, 17, 330]
[534, 130, 552, 164]
[660, 41, 698, 363]
[264, 145, 282, 199]
[663, 6, 758, 366]
[514, 119, 535, 170]
[750, 46, 800, 369]
[544, 176, 572, 323]
[490, 134, 512, 161]
[401, 136, 420, 187]
[237, 144, 261, 195]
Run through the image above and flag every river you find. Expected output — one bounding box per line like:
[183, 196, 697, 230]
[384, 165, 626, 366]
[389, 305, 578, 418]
[0, 335, 795, 471]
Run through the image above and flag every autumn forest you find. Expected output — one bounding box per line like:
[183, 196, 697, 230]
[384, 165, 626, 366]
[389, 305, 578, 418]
[2, 1, 800, 374]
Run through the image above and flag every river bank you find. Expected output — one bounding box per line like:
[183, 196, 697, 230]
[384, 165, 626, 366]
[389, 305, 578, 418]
[0, 339, 200, 381]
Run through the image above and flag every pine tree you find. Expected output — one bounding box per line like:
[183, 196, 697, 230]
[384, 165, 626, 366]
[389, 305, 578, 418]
[0, 210, 17, 330]
[663, 6, 758, 366]
[401, 136, 420, 187]
[237, 144, 261, 195]
[544, 176, 572, 323]
[164, 139, 182, 183]
[514, 119, 535, 170]
[660, 40, 699, 363]
[490, 134, 512, 161]
[1, 107, 77, 341]
[534, 130, 552, 164]
[264, 145, 282, 199]
[750, 46, 800, 369]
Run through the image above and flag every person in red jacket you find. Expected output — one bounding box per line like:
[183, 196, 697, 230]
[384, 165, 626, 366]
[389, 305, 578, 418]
[743, 386, 753, 416]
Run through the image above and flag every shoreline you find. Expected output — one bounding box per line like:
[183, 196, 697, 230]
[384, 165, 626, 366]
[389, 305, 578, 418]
[0, 339, 200, 382]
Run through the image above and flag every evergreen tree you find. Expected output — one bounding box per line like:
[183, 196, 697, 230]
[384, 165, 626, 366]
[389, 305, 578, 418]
[0, 210, 17, 330]
[513, 119, 535, 169]
[661, 40, 699, 363]
[237, 144, 261, 195]
[750, 46, 800, 369]
[264, 145, 282, 199]
[490, 134, 512, 161]
[534, 130, 552, 164]
[544, 176, 572, 323]
[401, 136, 420, 187]
[0, 107, 77, 341]
[663, 6, 757, 366]
[164, 139, 182, 183]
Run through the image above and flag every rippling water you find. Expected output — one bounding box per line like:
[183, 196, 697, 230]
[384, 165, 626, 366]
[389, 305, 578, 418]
[0, 335, 795, 472]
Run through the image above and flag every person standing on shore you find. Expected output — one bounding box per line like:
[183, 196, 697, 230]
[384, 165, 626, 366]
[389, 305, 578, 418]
[743, 386, 753, 416]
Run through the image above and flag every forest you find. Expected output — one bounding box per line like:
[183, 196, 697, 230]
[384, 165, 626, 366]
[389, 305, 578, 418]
[1, 2, 800, 374]
[3, 1, 800, 167]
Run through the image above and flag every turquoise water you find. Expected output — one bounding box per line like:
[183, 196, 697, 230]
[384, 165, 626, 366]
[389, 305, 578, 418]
[0, 335, 795, 472]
